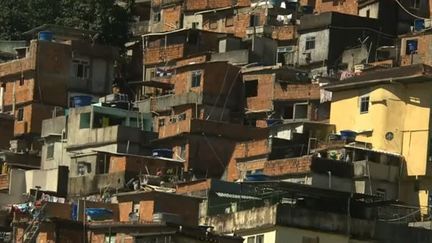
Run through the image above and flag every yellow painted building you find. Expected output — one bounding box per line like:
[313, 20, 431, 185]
[326, 64, 432, 212]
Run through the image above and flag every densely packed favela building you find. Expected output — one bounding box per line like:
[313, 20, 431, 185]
[2, 0, 432, 242]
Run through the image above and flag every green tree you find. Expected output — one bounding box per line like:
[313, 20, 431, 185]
[0, 0, 133, 47]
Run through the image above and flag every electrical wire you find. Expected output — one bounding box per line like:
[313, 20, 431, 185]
[394, 0, 430, 20]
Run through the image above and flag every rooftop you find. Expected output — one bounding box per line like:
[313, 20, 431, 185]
[324, 64, 432, 91]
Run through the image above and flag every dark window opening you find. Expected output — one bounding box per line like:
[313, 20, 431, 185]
[178, 113, 186, 121]
[360, 95, 370, 113]
[46, 143, 54, 160]
[19, 76, 24, 86]
[153, 11, 161, 22]
[366, 9, 370, 18]
[245, 80, 258, 97]
[96, 155, 111, 175]
[187, 31, 199, 45]
[305, 36, 315, 50]
[17, 108, 24, 122]
[191, 71, 201, 87]
[283, 105, 294, 119]
[405, 39, 418, 55]
[249, 15, 259, 27]
[294, 103, 308, 119]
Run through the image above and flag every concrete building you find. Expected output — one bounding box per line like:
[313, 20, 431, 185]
[297, 12, 386, 76]
[241, 66, 326, 128]
[200, 181, 432, 243]
[326, 63, 432, 215]
[0, 25, 118, 151]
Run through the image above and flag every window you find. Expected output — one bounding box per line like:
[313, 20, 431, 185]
[294, 103, 308, 120]
[178, 113, 186, 121]
[72, 58, 90, 79]
[77, 162, 91, 176]
[79, 112, 91, 129]
[192, 22, 200, 29]
[225, 15, 234, 26]
[302, 236, 319, 243]
[46, 143, 55, 160]
[247, 235, 264, 243]
[191, 71, 201, 88]
[405, 39, 418, 55]
[153, 11, 161, 22]
[209, 19, 218, 29]
[169, 117, 177, 123]
[305, 36, 316, 50]
[244, 80, 258, 97]
[17, 108, 24, 122]
[1, 83, 6, 92]
[283, 105, 294, 119]
[360, 94, 370, 113]
[249, 15, 259, 27]
[158, 118, 165, 127]
[104, 234, 116, 243]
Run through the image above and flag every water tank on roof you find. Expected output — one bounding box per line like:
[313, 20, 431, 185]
[71, 95, 93, 107]
[38, 31, 53, 42]
[152, 149, 173, 158]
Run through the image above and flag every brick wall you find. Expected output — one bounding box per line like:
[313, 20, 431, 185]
[2, 77, 36, 106]
[271, 25, 297, 41]
[400, 35, 432, 66]
[226, 139, 270, 181]
[139, 200, 155, 222]
[244, 73, 274, 112]
[201, 11, 251, 38]
[263, 156, 313, 176]
[162, 5, 183, 31]
[273, 83, 320, 101]
[314, 0, 358, 15]
[0, 174, 8, 191]
[119, 202, 133, 222]
[185, 0, 238, 11]
[176, 179, 211, 194]
[145, 44, 185, 65]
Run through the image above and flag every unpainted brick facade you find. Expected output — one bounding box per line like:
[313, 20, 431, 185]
[313, 0, 358, 15]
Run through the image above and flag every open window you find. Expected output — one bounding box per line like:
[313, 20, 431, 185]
[294, 103, 308, 120]
[245, 80, 258, 97]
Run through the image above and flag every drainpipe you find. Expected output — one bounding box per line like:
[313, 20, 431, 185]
[327, 171, 332, 189]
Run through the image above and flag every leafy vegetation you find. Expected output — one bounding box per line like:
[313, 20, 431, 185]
[0, 0, 134, 47]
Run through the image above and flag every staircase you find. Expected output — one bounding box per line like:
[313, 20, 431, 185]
[21, 203, 47, 243]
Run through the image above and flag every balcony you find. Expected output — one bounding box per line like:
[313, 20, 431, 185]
[158, 119, 269, 140]
[0, 174, 8, 191]
[246, 25, 273, 37]
[67, 125, 156, 151]
[151, 92, 203, 112]
[69, 171, 126, 196]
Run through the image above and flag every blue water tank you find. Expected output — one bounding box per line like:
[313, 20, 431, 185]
[71, 96, 93, 107]
[152, 149, 173, 158]
[340, 130, 357, 141]
[38, 31, 53, 42]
